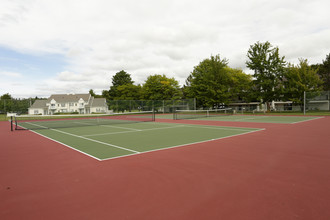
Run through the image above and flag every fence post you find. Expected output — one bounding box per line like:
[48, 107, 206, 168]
[303, 91, 306, 115]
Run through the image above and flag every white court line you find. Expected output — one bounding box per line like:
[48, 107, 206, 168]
[83, 129, 142, 137]
[31, 129, 103, 161]
[24, 122, 139, 154]
[26, 122, 48, 129]
[21, 121, 265, 161]
[16, 123, 102, 161]
[290, 116, 324, 124]
[84, 125, 185, 137]
[100, 124, 141, 131]
[234, 117, 268, 121]
[181, 125, 259, 132]
[73, 121, 95, 125]
[73, 121, 141, 131]
[101, 128, 265, 161]
[51, 129, 140, 153]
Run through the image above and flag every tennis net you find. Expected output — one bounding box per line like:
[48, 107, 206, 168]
[13, 111, 155, 130]
[174, 108, 234, 120]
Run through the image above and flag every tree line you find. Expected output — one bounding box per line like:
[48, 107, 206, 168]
[99, 41, 329, 109]
[0, 93, 43, 114]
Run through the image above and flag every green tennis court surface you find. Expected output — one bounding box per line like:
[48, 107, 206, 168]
[158, 114, 322, 124]
[28, 122, 262, 160]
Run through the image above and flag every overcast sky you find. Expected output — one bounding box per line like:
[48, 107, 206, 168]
[1, 0, 329, 98]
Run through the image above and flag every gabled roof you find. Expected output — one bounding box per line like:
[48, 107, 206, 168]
[47, 94, 91, 102]
[30, 100, 48, 109]
[91, 98, 106, 107]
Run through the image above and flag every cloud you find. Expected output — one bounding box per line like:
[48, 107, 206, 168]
[56, 71, 90, 82]
[0, 71, 23, 78]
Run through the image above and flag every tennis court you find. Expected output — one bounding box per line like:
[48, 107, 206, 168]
[15, 117, 262, 160]
[157, 109, 322, 124]
[3, 113, 330, 220]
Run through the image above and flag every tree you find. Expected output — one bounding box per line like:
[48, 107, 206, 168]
[1, 93, 12, 100]
[184, 55, 231, 108]
[111, 70, 134, 87]
[108, 70, 134, 99]
[102, 90, 110, 100]
[283, 59, 323, 109]
[318, 53, 330, 90]
[246, 41, 286, 110]
[142, 74, 182, 100]
[89, 89, 103, 98]
[227, 68, 253, 102]
[89, 89, 96, 97]
[115, 84, 142, 100]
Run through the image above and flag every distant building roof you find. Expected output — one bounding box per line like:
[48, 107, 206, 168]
[29, 94, 106, 110]
[91, 98, 106, 107]
[47, 94, 91, 102]
[30, 100, 48, 109]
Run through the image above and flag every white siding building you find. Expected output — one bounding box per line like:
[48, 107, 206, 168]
[28, 94, 108, 115]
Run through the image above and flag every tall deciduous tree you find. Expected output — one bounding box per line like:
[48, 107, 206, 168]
[184, 55, 231, 108]
[283, 58, 323, 108]
[142, 74, 182, 100]
[115, 84, 142, 100]
[246, 41, 286, 110]
[108, 70, 134, 99]
[227, 68, 253, 102]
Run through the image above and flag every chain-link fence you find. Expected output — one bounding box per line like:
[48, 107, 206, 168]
[0, 99, 33, 114]
[108, 99, 196, 113]
[305, 91, 330, 113]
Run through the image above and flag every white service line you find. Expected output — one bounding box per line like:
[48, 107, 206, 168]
[182, 125, 260, 132]
[100, 128, 265, 161]
[83, 124, 186, 137]
[290, 116, 324, 124]
[100, 124, 141, 131]
[71, 121, 142, 131]
[52, 129, 140, 153]
[25, 121, 139, 154]
[26, 122, 48, 129]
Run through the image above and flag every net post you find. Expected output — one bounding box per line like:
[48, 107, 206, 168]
[10, 116, 13, 131]
[15, 116, 18, 130]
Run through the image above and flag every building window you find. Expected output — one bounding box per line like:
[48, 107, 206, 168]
[34, 110, 39, 114]
[61, 103, 65, 107]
